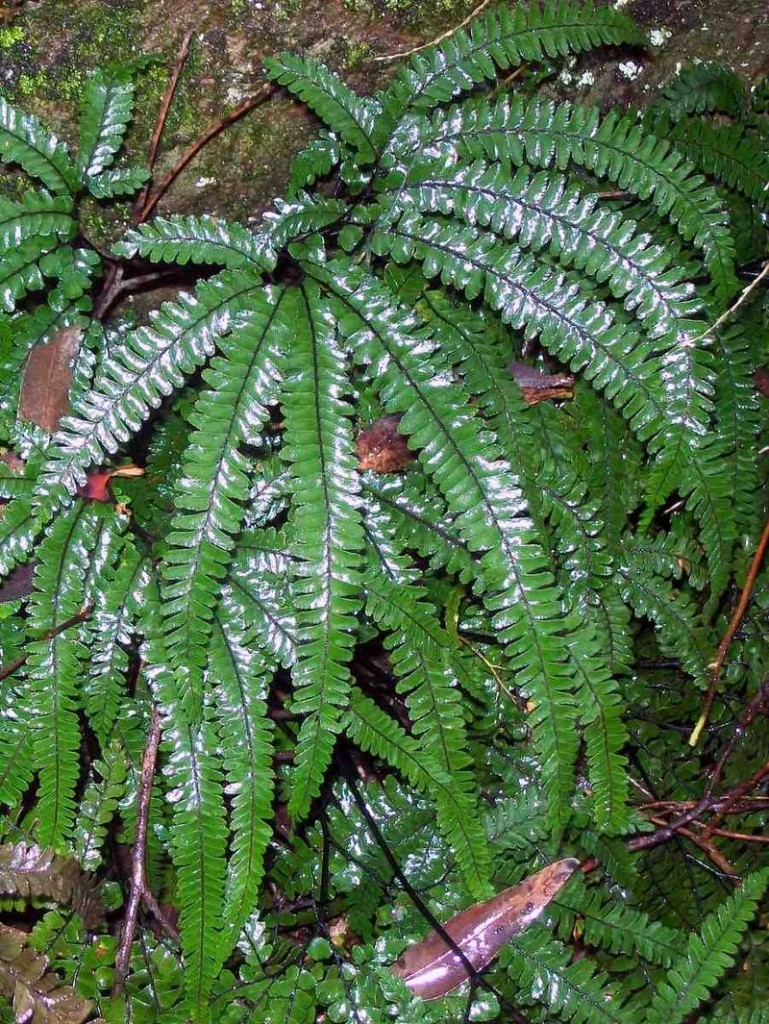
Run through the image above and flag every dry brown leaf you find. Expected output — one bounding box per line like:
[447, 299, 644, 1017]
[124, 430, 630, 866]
[391, 858, 580, 999]
[18, 327, 82, 434]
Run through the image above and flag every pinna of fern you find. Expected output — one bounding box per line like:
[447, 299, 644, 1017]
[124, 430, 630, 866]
[0, 2, 767, 1022]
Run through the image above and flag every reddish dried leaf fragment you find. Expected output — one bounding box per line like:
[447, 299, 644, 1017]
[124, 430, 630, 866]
[357, 415, 414, 473]
[755, 366, 769, 399]
[76, 465, 144, 503]
[508, 361, 574, 405]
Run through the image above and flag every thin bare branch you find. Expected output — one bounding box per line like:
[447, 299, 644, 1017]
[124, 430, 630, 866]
[373, 0, 494, 62]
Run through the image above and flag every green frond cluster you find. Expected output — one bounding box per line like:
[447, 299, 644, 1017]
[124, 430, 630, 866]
[0, 4, 767, 1022]
[660, 63, 749, 121]
[378, 0, 644, 116]
[397, 93, 737, 299]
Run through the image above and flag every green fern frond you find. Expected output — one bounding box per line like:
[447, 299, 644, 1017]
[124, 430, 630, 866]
[556, 881, 682, 966]
[0, 684, 34, 809]
[570, 639, 630, 833]
[376, 213, 725, 571]
[75, 65, 135, 179]
[379, 161, 699, 342]
[227, 560, 295, 669]
[83, 541, 144, 745]
[570, 386, 642, 551]
[73, 741, 128, 871]
[660, 63, 748, 121]
[0, 237, 59, 313]
[371, 212, 674, 448]
[319, 258, 582, 826]
[345, 690, 488, 891]
[145, 647, 229, 1020]
[623, 529, 707, 591]
[618, 544, 714, 687]
[420, 291, 634, 679]
[281, 284, 364, 821]
[363, 538, 490, 893]
[85, 164, 149, 198]
[677, 436, 735, 598]
[399, 96, 737, 300]
[659, 119, 769, 208]
[41, 268, 266, 493]
[712, 323, 763, 541]
[0, 97, 78, 194]
[648, 869, 769, 1024]
[379, 0, 644, 117]
[237, 526, 292, 576]
[116, 214, 275, 270]
[364, 501, 483, 742]
[288, 131, 341, 195]
[504, 924, 640, 1024]
[345, 687, 451, 798]
[209, 610, 274, 951]
[162, 289, 291, 716]
[20, 503, 102, 847]
[364, 474, 475, 583]
[264, 53, 379, 162]
[0, 192, 75, 251]
[709, 1011, 769, 1024]
[259, 193, 348, 257]
[0, 241, 98, 318]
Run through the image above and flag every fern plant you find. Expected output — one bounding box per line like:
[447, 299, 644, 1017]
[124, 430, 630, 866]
[0, 4, 768, 1023]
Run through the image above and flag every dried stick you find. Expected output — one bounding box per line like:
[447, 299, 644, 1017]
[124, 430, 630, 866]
[374, 0, 494, 62]
[689, 517, 769, 746]
[488, 63, 528, 99]
[646, 816, 737, 878]
[113, 705, 171, 994]
[698, 258, 769, 342]
[0, 606, 92, 683]
[704, 759, 769, 833]
[140, 84, 276, 221]
[640, 797, 769, 816]
[135, 29, 195, 219]
[94, 30, 195, 322]
[701, 826, 769, 844]
[632, 683, 769, 853]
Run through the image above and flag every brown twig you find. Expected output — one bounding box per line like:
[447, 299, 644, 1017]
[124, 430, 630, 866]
[628, 802, 711, 854]
[704, 759, 769, 834]
[689, 518, 769, 746]
[646, 815, 737, 878]
[93, 31, 194, 322]
[373, 0, 494, 62]
[488, 63, 528, 99]
[92, 268, 184, 321]
[0, 606, 92, 683]
[113, 705, 170, 994]
[699, 826, 769, 844]
[639, 797, 769, 816]
[135, 29, 195, 219]
[631, 682, 769, 854]
[140, 84, 276, 221]
[698, 258, 769, 342]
